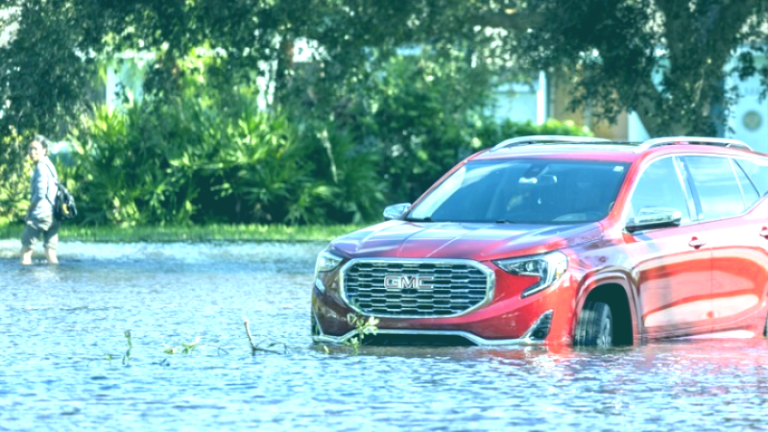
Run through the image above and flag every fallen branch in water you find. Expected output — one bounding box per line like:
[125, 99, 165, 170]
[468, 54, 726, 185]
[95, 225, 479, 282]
[122, 330, 133, 366]
[243, 319, 287, 355]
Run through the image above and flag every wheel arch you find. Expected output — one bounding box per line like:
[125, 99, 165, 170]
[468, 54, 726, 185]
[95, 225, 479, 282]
[576, 276, 638, 346]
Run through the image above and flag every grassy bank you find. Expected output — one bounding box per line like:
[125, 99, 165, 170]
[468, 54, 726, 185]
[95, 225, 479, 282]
[0, 221, 369, 243]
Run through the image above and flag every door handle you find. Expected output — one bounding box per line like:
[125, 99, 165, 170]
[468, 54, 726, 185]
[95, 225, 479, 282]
[688, 237, 706, 249]
[760, 227, 768, 238]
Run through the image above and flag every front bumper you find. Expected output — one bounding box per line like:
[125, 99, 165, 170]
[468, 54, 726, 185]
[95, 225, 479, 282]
[312, 309, 555, 346]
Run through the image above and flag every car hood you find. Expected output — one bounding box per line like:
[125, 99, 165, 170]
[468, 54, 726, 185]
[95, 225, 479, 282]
[330, 220, 603, 261]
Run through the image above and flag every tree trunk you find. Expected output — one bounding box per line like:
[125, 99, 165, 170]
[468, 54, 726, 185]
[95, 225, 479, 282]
[272, 36, 294, 108]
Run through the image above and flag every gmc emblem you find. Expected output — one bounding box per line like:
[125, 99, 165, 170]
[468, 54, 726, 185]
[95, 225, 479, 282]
[383, 275, 434, 290]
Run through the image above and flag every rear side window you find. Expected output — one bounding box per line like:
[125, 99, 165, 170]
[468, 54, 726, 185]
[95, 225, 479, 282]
[684, 156, 745, 221]
[734, 158, 768, 196]
[732, 160, 760, 207]
[628, 157, 691, 223]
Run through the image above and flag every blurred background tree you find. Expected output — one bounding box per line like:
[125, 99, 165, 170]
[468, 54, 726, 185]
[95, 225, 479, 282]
[514, 0, 768, 136]
[4, 0, 763, 224]
[3, 0, 768, 143]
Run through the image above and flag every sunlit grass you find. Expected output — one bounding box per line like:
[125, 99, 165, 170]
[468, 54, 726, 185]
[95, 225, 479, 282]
[0, 221, 369, 243]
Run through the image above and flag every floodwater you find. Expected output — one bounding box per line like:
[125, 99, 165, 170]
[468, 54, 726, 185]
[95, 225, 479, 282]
[0, 240, 767, 432]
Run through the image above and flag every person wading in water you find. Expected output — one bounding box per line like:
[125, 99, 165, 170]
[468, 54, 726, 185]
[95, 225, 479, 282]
[20, 135, 60, 265]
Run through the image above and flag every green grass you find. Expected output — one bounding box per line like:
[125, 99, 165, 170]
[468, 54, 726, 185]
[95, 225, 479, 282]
[0, 221, 370, 243]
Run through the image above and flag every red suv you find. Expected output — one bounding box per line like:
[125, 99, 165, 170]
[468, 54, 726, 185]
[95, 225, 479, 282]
[311, 136, 768, 347]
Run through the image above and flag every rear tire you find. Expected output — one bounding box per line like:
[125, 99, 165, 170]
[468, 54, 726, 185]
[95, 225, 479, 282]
[574, 301, 613, 347]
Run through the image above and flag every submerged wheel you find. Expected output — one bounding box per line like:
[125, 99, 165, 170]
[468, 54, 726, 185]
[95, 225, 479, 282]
[311, 311, 321, 338]
[764, 312, 768, 337]
[574, 301, 613, 347]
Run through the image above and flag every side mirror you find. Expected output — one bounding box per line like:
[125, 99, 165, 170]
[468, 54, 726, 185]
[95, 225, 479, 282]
[383, 203, 411, 220]
[626, 207, 683, 233]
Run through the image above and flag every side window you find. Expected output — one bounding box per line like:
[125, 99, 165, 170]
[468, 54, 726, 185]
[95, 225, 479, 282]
[732, 159, 760, 207]
[735, 158, 768, 197]
[685, 156, 745, 221]
[628, 157, 691, 223]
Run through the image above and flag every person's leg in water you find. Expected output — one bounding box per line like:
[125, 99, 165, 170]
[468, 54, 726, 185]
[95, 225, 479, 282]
[44, 248, 58, 265]
[43, 222, 59, 265]
[20, 223, 39, 265]
[20, 246, 33, 265]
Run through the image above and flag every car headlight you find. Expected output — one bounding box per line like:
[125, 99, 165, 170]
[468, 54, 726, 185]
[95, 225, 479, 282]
[314, 249, 343, 292]
[493, 251, 568, 298]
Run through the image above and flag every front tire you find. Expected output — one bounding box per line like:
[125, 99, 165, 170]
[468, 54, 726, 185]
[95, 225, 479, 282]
[764, 312, 768, 337]
[574, 301, 613, 347]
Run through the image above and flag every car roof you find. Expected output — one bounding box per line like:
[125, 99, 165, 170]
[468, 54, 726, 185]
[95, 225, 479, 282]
[470, 136, 762, 164]
[472, 143, 641, 163]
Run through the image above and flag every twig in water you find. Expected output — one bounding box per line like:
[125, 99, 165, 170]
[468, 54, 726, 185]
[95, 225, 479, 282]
[243, 319, 286, 355]
[244, 319, 258, 354]
[163, 337, 200, 355]
[122, 330, 133, 366]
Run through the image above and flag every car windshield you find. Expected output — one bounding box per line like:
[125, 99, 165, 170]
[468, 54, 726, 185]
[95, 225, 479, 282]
[407, 159, 630, 224]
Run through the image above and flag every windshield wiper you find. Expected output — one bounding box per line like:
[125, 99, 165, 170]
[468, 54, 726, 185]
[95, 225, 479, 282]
[405, 216, 433, 222]
[495, 219, 518, 224]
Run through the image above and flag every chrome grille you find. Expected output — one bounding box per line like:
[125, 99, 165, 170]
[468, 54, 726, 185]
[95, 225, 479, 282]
[341, 259, 494, 318]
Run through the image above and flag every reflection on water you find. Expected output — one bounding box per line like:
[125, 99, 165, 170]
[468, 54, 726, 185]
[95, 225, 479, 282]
[0, 241, 767, 431]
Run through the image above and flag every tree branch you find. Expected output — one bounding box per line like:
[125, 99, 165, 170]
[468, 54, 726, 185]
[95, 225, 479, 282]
[470, 10, 541, 32]
[705, 0, 759, 66]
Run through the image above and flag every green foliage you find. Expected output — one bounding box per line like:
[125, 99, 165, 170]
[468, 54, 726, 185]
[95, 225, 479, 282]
[0, 221, 368, 242]
[4, 0, 768, 166]
[65, 42, 389, 226]
[68, 92, 299, 225]
[67, 104, 163, 225]
[4, 0, 612, 227]
[517, 0, 768, 136]
[359, 51, 494, 202]
[175, 94, 306, 225]
[344, 313, 380, 354]
[65, 78, 590, 226]
[0, 129, 32, 221]
[288, 47, 499, 204]
[290, 122, 385, 224]
[287, 48, 587, 205]
[68, 77, 386, 225]
[0, 0, 131, 137]
[122, 330, 133, 366]
[164, 337, 200, 355]
[476, 119, 594, 149]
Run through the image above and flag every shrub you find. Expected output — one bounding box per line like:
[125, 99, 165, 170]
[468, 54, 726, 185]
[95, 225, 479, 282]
[0, 129, 32, 222]
[68, 93, 309, 225]
[287, 48, 593, 206]
[476, 118, 594, 149]
[356, 53, 493, 203]
[65, 43, 593, 226]
[67, 87, 385, 225]
[289, 122, 385, 224]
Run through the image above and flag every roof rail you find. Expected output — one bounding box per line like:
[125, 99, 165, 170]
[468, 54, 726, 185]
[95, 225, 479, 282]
[635, 136, 753, 153]
[490, 135, 611, 151]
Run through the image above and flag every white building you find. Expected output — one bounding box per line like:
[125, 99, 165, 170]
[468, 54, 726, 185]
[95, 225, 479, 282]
[725, 53, 768, 152]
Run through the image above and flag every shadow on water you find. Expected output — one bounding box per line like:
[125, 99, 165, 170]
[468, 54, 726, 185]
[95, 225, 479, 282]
[0, 241, 767, 431]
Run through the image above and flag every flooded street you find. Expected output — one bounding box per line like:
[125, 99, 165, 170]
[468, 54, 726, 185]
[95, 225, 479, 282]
[1, 240, 767, 431]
